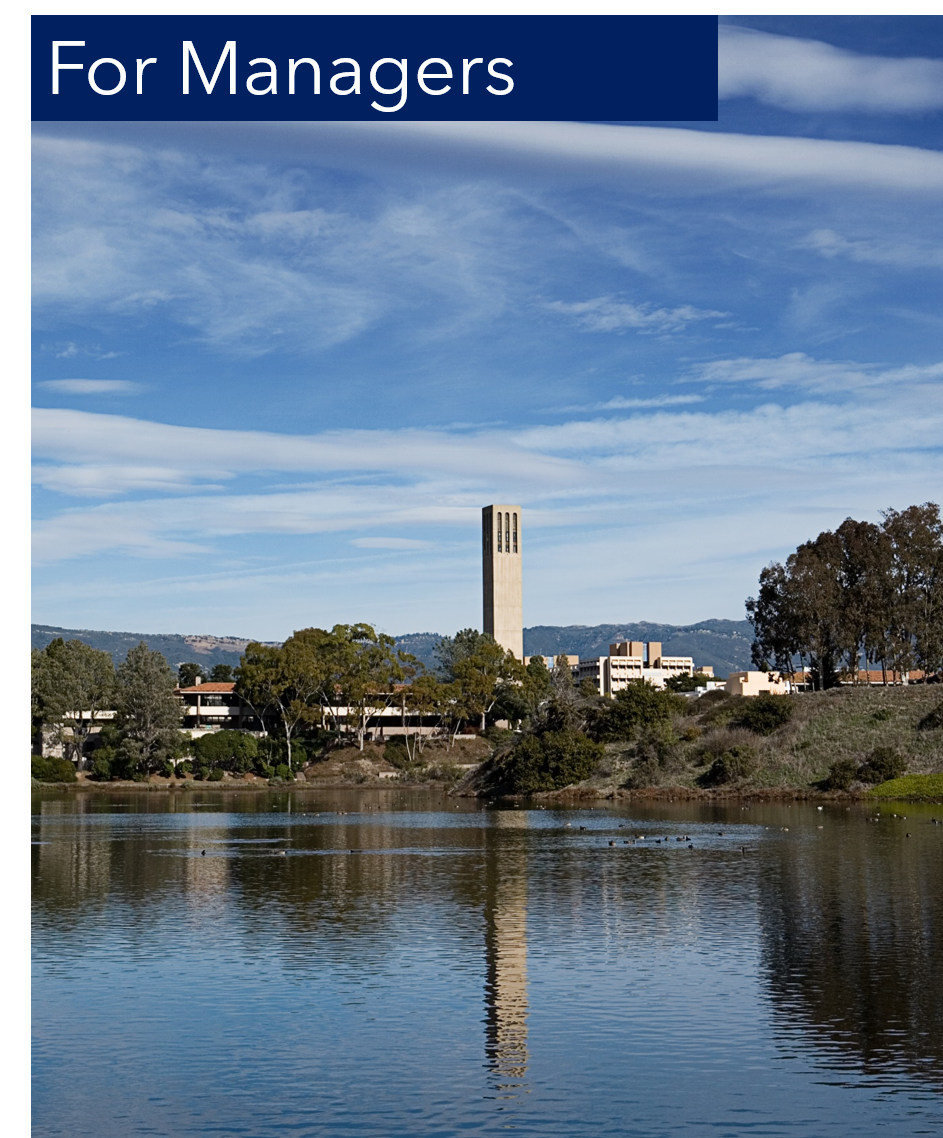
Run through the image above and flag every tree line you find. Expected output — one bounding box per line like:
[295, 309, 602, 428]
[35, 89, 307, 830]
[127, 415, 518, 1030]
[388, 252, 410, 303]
[747, 503, 943, 689]
[31, 624, 548, 779]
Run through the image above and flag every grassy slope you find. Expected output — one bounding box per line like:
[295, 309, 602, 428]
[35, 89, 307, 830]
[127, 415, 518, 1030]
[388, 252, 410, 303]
[573, 687, 943, 797]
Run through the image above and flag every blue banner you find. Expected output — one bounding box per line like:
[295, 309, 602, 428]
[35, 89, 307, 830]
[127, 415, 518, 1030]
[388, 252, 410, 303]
[33, 15, 718, 121]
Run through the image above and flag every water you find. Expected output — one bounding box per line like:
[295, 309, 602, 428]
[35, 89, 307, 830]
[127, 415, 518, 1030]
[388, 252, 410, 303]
[32, 789, 943, 1137]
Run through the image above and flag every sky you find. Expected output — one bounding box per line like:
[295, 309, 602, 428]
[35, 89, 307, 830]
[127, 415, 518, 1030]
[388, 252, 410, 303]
[31, 15, 943, 642]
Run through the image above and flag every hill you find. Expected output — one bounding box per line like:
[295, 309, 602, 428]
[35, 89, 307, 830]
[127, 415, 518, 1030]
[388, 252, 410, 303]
[32, 618, 755, 676]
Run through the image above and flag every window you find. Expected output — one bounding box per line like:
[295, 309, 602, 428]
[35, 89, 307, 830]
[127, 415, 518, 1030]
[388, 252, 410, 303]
[505, 515, 510, 552]
[497, 512, 502, 552]
[513, 513, 518, 553]
[483, 512, 491, 554]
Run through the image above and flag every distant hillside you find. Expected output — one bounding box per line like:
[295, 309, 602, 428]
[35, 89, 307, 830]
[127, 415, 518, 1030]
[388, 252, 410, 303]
[523, 620, 755, 677]
[390, 620, 754, 677]
[30, 625, 265, 670]
[32, 619, 755, 677]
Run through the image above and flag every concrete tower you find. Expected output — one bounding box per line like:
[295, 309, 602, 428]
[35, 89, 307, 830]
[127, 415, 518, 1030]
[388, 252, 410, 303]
[482, 504, 523, 660]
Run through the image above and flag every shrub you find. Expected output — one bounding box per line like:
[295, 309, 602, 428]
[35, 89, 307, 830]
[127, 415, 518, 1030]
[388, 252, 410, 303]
[698, 744, 758, 787]
[593, 681, 683, 741]
[822, 758, 859, 791]
[732, 694, 793, 735]
[192, 730, 258, 773]
[274, 763, 291, 781]
[90, 749, 115, 780]
[872, 708, 893, 722]
[31, 756, 76, 783]
[918, 701, 943, 731]
[693, 726, 758, 766]
[176, 759, 193, 777]
[858, 747, 907, 785]
[503, 729, 604, 793]
[207, 768, 225, 781]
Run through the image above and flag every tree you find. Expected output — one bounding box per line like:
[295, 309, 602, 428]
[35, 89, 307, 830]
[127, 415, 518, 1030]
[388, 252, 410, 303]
[326, 624, 417, 751]
[210, 664, 234, 683]
[32, 638, 116, 769]
[593, 680, 683, 741]
[399, 673, 454, 759]
[881, 503, 943, 677]
[437, 631, 525, 731]
[178, 662, 206, 687]
[236, 635, 327, 770]
[116, 642, 183, 773]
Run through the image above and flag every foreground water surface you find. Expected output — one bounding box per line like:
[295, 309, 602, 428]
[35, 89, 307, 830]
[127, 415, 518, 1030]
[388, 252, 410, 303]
[32, 789, 943, 1137]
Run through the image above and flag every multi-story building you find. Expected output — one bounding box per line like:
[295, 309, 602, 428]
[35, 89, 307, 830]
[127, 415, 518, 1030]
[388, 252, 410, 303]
[176, 680, 261, 735]
[575, 640, 709, 696]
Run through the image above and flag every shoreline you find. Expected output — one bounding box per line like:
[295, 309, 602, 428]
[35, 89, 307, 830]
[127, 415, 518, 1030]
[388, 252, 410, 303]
[31, 778, 939, 803]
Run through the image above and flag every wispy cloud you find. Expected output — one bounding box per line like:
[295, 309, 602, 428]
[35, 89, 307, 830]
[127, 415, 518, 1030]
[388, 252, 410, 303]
[547, 297, 727, 335]
[38, 379, 143, 395]
[797, 228, 943, 269]
[555, 395, 705, 413]
[719, 24, 943, 113]
[689, 353, 943, 392]
[352, 537, 432, 550]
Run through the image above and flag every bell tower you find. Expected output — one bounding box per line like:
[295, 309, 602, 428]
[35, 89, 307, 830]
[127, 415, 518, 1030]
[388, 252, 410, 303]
[482, 505, 523, 660]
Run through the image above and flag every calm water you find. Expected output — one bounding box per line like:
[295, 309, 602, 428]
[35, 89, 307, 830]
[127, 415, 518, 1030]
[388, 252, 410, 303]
[32, 789, 943, 1137]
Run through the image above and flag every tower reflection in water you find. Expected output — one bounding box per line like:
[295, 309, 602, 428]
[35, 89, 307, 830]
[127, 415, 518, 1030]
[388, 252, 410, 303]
[483, 809, 529, 1094]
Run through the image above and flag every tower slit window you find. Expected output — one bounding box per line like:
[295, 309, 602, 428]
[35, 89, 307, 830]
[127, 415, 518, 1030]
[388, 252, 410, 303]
[497, 512, 503, 553]
[505, 516, 510, 552]
[513, 513, 518, 553]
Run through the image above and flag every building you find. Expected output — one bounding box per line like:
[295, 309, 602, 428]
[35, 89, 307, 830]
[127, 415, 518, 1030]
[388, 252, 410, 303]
[724, 671, 789, 697]
[176, 680, 261, 735]
[482, 504, 523, 660]
[575, 640, 705, 696]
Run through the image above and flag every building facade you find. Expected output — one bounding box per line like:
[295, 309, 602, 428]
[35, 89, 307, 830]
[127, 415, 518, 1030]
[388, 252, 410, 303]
[482, 504, 523, 660]
[575, 640, 707, 696]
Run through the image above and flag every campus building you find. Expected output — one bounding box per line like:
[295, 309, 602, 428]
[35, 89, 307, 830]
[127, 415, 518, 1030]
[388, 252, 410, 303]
[575, 640, 711, 696]
[483, 504, 523, 660]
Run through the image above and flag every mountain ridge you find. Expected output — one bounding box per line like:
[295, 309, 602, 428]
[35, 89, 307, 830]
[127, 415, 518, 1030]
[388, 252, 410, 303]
[32, 619, 755, 676]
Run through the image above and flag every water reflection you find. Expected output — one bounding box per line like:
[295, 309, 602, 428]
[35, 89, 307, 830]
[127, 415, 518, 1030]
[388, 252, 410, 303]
[31, 791, 943, 1138]
[758, 805, 943, 1086]
[483, 810, 529, 1091]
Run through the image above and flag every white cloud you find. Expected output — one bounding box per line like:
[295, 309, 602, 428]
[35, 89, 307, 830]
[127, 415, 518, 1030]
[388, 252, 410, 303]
[38, 379, 142, 395]
[547, 297, 727, 334]
[689, 352, 943, 392]
[31, 364, 943, 565]
[798, 228, 943, 270]
[36, 122, 943, 199]
[352, 537, 432, 550]
[719, 24, 943, 113]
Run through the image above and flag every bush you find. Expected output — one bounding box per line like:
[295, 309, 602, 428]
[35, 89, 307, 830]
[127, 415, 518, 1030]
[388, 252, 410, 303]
[698, 744, 758, 787]
[872, 708, 893, 722]
[822, 758, 859, 791]
[858, 747, 907, 785]
[918, 701, 943, 731]
[192, 730, 258, 773]
[31, 756, 76, 783]
[274, 763, 291, 781]
[503, 729, 604, 793]
[207, 768, 225, 781]
[90, 749, 115, 780]
[593, 681, 683, 741]
[732, 694, 794, 736]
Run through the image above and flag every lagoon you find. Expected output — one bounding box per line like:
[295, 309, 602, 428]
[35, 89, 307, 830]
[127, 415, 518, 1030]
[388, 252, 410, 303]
[32, 789, 943, 1137]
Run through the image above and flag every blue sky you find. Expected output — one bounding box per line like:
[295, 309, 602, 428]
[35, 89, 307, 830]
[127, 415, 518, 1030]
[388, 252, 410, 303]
[31, 16, 943, 641]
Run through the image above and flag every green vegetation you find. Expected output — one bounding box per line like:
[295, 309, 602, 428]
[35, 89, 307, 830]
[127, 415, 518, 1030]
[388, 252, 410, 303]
[747, 503, 943, 689]
[732, 693, 793, 735]
[867, 773, 943, 800]
[31, 756, 76, 783]
[499, 729, 604, 793]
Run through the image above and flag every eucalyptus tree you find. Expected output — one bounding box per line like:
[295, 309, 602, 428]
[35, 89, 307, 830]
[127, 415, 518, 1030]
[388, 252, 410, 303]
[437, 629, 526, 731]
[32, 637, 117, 768]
